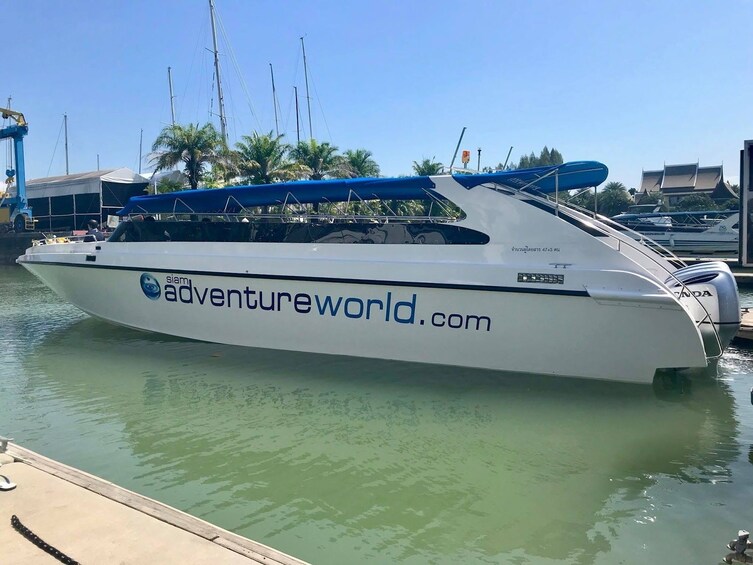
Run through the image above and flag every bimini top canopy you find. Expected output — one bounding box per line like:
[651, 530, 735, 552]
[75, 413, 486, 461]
[117, 161, 608, 215]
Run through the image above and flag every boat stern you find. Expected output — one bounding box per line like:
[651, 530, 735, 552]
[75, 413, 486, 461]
[667, 261, 740, 358]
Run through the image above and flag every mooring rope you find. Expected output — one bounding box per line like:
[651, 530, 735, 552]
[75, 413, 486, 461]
[11, 515, 81, 565]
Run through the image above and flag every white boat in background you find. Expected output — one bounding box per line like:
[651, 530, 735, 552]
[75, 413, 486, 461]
[18, 162, 740, 385]
[612, 209, 739, 256]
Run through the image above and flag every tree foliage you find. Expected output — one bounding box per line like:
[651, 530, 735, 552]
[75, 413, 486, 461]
[235, 131, 301, 184]
[567, 181, 632, 217]
[487, 146, 564, 171]
[674, 194, 719, 212]
[150, 123, 225, 189]
[514, 146, 564, 169]
[290, 139, 348, 180]
[344, 148, 380, 178]
[635, 191, 662, 206]
[412, 158, 443, 176]
[597, 181, 633, 217]
[155, 177, 186, 194]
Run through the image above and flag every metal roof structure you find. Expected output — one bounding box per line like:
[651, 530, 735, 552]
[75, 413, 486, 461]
[118, 161, 609, 215]
[27, 168, 150, 198]
[638, 163, 735, 200]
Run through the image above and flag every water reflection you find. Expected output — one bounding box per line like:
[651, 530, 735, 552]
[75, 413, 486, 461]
[9, 312, 739, 564]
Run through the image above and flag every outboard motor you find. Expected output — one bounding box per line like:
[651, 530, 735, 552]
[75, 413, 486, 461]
[667, 261, 740, 358]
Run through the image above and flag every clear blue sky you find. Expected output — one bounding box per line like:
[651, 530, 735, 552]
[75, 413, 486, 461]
[7, 0, 753, 188]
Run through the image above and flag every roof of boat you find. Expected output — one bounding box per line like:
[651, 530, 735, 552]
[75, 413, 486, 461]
[118, 161, 608, 215]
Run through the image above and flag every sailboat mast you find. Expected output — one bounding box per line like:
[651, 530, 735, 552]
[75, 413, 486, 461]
[209, 0, 227, 143]
[167, 66, 176, 126]
[294, 86, 300, 143]
[138, 128, 143, 174]
[270, 63, 279, 137]
[64, 113, 69, 175]
[300, 36, 313, 139]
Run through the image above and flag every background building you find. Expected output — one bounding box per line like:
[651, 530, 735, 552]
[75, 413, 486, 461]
[26, 168, 149, 231]
[636, 163, 736, 206]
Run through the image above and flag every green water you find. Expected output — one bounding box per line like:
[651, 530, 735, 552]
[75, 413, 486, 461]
[2, 266, 753, 564]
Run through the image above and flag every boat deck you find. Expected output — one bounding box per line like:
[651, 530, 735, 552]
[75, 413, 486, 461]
[0, 443, 308, 565]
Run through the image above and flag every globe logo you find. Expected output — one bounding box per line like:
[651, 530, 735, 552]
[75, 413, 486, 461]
[140, 273, 161, 300]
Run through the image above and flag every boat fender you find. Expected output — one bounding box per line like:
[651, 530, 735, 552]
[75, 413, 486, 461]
[750, 387, 753, 406]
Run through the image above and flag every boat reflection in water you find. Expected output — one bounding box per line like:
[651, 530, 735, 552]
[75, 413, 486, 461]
[15, 315, 744, 564]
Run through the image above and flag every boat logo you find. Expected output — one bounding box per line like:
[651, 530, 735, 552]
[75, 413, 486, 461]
[673, 289, 713, 298]
[140, 273, 161, 300]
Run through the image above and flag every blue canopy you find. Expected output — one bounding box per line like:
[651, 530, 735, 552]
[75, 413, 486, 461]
[118, 161, 608, 215]
[452, 161, 608, 192]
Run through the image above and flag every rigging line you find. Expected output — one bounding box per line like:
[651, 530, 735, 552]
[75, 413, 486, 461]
[291, 44, 302, 90]
[46, 117, 65, 177]
[181, 13, 209, 125]
[282, 84, 296, 137]
[283, 41, 304, 137]
[215, 10, 261, 132]
[195, 51, 210, 125]
[224, 78, 243, 142]
[209, 67, 216, 125]
[287, 46, 304, 138]
[307, 63, 333, 143]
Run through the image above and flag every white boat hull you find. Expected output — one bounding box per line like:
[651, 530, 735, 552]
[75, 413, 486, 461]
[17, 168, 740, 385]
[634, 231, 738, 256]
[21, 257, 708, 384]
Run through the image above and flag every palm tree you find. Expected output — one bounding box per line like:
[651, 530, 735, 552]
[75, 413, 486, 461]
[343, 149, 380, 178]
[597, 181, 633, 217]
[235, 131, 301, 184]
[290, 139, 347, 180]
[412, 158, 443, 176]
[151, 123, 224, 189]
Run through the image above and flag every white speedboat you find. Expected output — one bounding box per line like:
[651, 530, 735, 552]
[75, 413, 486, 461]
[612, 209, 739, 256]
[17, 162, 740, 384]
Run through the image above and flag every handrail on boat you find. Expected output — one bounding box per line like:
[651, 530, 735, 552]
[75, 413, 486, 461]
[125, 186, 462, 225]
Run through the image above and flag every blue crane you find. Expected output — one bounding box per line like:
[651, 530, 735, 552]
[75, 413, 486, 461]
[0, 107, 32, 232]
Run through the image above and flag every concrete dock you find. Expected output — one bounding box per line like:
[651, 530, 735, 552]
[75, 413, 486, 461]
[0, 442, 309, 565]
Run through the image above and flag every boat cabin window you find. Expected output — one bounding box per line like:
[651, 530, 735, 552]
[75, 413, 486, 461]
[108, 218, 489, 245]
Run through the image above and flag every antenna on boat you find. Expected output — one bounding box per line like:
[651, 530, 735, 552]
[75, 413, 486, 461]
[270, 63, 280, 137]
[477, 148, 481, 172]
[300, 36, 313, 139]
[209, 0, 228, 144]
[138, 128, 143, 174]
[167, 66, 176, 126]
[502, 146, 513, 169]
[449, 127, 467, 171]
[294, 86, 301, 143]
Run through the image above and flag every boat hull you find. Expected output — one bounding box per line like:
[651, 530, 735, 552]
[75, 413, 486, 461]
[632, 231, 738, 256]
[20, 259, 709, 385]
